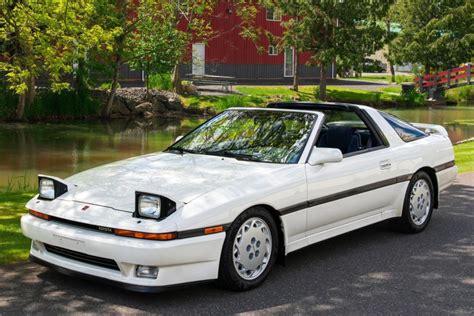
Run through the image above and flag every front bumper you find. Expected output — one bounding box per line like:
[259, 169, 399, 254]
[21, 214, 225, 289]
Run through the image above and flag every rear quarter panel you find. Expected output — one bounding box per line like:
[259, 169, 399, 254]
[367, 107, 457, 200]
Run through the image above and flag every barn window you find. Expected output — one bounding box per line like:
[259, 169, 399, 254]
[268, 45, 278, 56]
[266, 8, 281, 21]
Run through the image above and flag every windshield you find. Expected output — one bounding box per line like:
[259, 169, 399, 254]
[167, 110, 317, 163]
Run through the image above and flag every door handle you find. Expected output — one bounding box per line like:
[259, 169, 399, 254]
[379, 160, 392, 170]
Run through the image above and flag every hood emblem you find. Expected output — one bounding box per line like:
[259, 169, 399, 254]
[81, 206, 90, 211]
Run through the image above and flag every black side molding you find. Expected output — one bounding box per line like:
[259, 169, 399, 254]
[279, 161, 455, 216]
[434, 160, 455, 172]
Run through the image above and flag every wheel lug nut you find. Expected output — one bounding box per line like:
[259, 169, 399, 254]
[251, 238, 256, 244]
[256, 241, 261, 248]
[246, 245, 251, 252]
[249, 253, 254, 260]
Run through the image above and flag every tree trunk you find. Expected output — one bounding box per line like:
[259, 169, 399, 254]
[16, 92, 26, 121]
[145, 70, 150, 100]
[102, 58, 120, 118]
[319, 63, 327, 101]
[172, 63, 184, 94]
[26, 76, 35, 107]
[386, 19, 396, 83]
[390, 63, 395, 82]
[293, 53, 299, 92]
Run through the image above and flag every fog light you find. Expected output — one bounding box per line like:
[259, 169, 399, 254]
[136, 265, 159, 279]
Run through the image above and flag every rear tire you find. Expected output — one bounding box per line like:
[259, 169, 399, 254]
[396, 171, 434, 233]
[218, 207, 279, 291]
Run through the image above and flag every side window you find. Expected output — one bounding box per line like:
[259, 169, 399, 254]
[379, 111, 426, 142]
[266, 8, 282, 21]
[316, 110, 383, 155]
[268, 45, 278, 56]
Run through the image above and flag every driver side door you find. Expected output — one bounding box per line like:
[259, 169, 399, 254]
[304, 109, 400, 245]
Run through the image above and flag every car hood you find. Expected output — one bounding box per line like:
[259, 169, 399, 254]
[61, 152, 285, 212]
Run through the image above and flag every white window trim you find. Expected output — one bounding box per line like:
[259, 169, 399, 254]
[266, 8, 281, 21]
[268, 45, 278, 56]
[192, 43, 205, 76]
[284, 47, 295, 77]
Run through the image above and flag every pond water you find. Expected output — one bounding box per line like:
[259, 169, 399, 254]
[0, 106, 473, 190]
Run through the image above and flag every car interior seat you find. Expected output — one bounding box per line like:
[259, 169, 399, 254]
[317, 125, 362, 154]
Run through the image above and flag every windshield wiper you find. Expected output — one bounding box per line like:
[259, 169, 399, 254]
[204, 150, 260, 161]
[166, 147, 199, 155]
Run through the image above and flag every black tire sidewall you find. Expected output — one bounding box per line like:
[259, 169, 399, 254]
[402, 171, 435, 232]
[218, 207, 279, 291]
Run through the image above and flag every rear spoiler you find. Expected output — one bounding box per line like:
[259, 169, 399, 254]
[411, 123, 449, 137]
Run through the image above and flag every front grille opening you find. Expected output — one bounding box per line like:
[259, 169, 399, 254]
[44, 244, 120, 271]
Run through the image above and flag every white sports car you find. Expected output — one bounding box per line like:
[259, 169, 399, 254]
[21, 102, 457, 292]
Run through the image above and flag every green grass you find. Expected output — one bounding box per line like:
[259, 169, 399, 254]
[381, 86, 402, 94]
[454, 141, 474, 174]
[181, 94, 267, 112]
[232, 85, 419, 107]
[181, 86, 424, 112]
[344, 74, 415, 84]
[0, 191, 34, 265]
[0, 141, 472, 265]
[345, 75, 392, 83]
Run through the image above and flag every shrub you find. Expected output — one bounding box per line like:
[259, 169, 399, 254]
[398, 89, 425, 106]
[24, 89, 101, 119]
[313, 86, 320, 100]
[214, 95, 265, 111]
[148, 73, 173, 91]
[446, 86, 474, 104]
[458, 86, 474, 102]
[394, 74, 415, 84]
[98, 82, 120, 90]
[0, 81, 17, 118]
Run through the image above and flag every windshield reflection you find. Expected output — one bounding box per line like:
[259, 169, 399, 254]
[168, 110, 316, 164]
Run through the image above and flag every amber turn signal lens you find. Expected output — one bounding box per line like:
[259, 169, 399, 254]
[204, 225, 224, 235]
[29, 209, 50, 220]
[113, 229, 177, 240]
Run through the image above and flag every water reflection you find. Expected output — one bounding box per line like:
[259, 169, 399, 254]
[386, 107, 474, 143]
[0, 117, 204, 189]
[0, 106, 473, 190]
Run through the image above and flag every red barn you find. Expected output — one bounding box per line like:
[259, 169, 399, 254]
[179, 3, 335, 84]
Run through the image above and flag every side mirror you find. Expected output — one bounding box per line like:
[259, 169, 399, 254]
[175, 135, 183, 143]
[308, 147, 343, 166]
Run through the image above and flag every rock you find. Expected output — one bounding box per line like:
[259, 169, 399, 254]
[93, 88, 190, 118]
[143, 111, 156, 119]
[134, 102, 154, 115]
[183, 84, 198, 96]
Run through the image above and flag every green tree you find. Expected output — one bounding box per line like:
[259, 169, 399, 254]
[274, 0, 392, 100]
[0, 0, 106, 120]
[127, 1, 186, 95]
[384, 2, 400, 82]
[393, 0, 474, 74]
[274, 4, 306, 91]
[99, 0, 238, 115]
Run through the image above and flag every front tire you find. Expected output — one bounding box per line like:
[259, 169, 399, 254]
[397, 171, 435, 233]
[218, 207, 279, 291]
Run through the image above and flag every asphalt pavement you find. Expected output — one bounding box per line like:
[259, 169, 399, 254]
[1, 173, 473, 315]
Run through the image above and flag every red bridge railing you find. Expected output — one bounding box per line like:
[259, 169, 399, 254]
[415, 64, 472, 91]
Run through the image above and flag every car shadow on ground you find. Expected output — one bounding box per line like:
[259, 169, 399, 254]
[1, 182, 473, 314]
